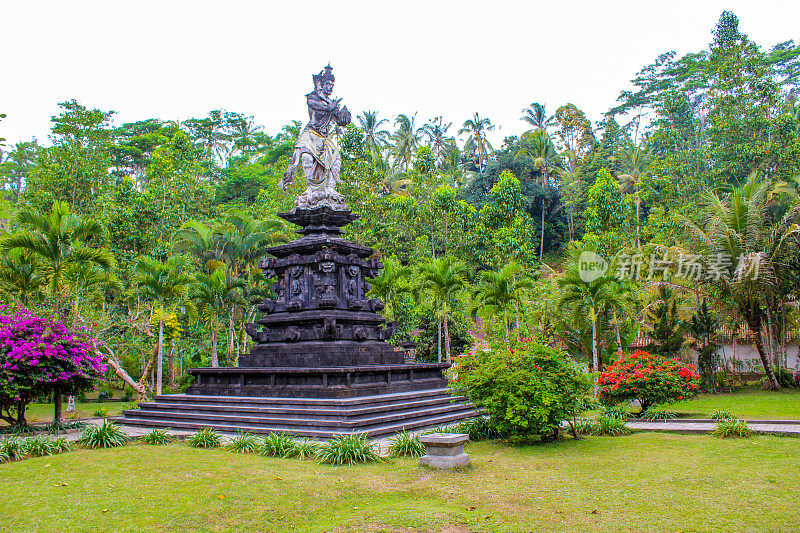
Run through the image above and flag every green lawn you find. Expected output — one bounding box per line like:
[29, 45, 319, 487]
[671, 389, 800, 419]
[1, 433, 799, 532]
[1, 402, 131, 426]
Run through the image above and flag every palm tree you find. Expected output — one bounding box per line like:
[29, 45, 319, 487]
[683, 173, 800, 389]
[357, 110, 390, 159]
[459, 113, 495, 172]
[521, 102, 555, 133]
[420, 116, 455, 167]
[0, 202, 115, 316]
[366, 256, 413, 321]
[470, 262, 533, 344]
[557, 243, 625, 392]
[215, 211, 290, 364]
[418, 257, 469, 363]
[516, 130, 561, 260]
[0, 250, 45, 306]
[193, 268, 246, 367]
[172, 220, 224, 274]
[63, 263, 124, 328]
[133, 256, 195, 395]
[616, 139, 653, 248]
[391, 113, 420, 171]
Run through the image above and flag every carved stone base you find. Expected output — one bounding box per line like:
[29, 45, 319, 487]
[241, 341, 403, 367]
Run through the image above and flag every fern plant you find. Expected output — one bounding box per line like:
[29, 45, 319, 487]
[387, 431, 426, 458]
[284, 438, 320, 460]
[259, 432, 295, 457]
[81, 420, 129, 449]
[188, 428, 221, 448]
[317, 433, 380, 465]
[142, 428, 173, 445]
[225, 432, 260, 454]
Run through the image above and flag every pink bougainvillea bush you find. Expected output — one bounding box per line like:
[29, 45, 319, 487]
[0, 306, 106, 425]
[597, 350, 700, 413]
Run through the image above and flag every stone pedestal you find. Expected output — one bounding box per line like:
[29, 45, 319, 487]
[419, 433, 471, 469]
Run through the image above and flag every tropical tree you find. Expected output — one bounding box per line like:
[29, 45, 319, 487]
[459, 113, 495, 172]
[133, 256, 195, 395]
[420, 116, 455, 167]
[683, 173, 800, 389]
[0, 250, 45, 306]
[616, 139, 653, 248]
[418, 256, 469, 363]
[391, 113, 420, 171]
[357, 110, 390, 159]
[516, 129, 561, 259]
[63, 262, 124, 328]
[366, 256, 413, 321]
[172, 220, 224, 274]
[193, 268, 246, 367]
[0, 201, 114, 316]
[521, 102, 555, 133]
[470, 262, 533, 344]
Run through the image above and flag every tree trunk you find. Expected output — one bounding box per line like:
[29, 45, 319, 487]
[156, 316, 164, 396]
[437, 319, 442, 363]
[168, 343, 176, 389]
[211, 329, 219, 367]
[16, 400, 27, 426]
[540, 198, 546, 261]
[751, 318, 780, 390]
[72, 292, 81, 329]
[228, 304, 236, 366]
[95, 342, 148, 401]
[53, 384, 62, 424]
[443, 314, 452, 363]
[592, 316, 599, 396]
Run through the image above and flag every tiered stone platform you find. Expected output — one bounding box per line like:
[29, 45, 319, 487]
[121, 206, 477, 436]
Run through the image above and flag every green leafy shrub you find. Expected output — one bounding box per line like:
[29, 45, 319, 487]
[640, 405, 679, 421]
[454, 417, 499, 441]
[258, 432, 295, 457]
[225, 432, 260, 454]
[21, 435, 53, 457]
[50, 437, 71, 453]
[712, 419, 753, 438]
[598, 350, 700, 412]
[97, 391, 112, 402]
[284, 438, 320, 460]
[0, 438, 23, 461]
[93, 407, 109, 418]
[710, 409, 735, 421]
[188, 428, 221, 449]
[450, 341, 590, 440]
[141, 428, 172, 445]
[81, 420, 128, 449]
[387, 431, 426, 458]
[317, 433, 380, 465]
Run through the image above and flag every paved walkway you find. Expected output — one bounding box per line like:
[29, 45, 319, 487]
[625, 418, 800, 436]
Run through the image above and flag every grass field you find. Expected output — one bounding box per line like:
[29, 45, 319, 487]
[1, 433, 799, 532]
[670, 388, 800, 419]
[0, 402, 131, 426]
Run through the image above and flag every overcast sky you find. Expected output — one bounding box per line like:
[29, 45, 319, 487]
[1, 1, 798, 147]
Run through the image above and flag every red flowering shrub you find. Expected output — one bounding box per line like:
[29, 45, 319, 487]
[597, 350, 700, 412]
[0, 306, 106, 425]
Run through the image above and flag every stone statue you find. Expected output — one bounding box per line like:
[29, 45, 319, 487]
[280, 64, 351, 211]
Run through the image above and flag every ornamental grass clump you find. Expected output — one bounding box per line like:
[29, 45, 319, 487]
[455, 417, 500, 441]
[284, 438, 320, 460]
[597, 350, 700, 412]
[141, 428, 173, 445]
[188, 428, 221, 449]
[50, 437, 71, 453]
[712, 418, 753, 438]
[387, 431, 426, 458]
[258, 432, 295, 457]
[450, 340, 590, 441]
[710, 409, 735, 421]
[0, 438, 23, 461]
[225, 432, 260, 454]
[317, 433, 380, 465]
[20, 435, 53, 457]
[81, 420, 128, 449]
[640, 405, 679, 421]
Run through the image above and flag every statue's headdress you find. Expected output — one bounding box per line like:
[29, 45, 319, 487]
[313, 64, 335, 87]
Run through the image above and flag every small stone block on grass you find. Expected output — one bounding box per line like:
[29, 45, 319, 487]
[419, 433, 470, 469]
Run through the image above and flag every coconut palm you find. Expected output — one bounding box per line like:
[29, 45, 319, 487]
[0, 201, 114, 316]
[133, 256, 195, 395]
[459, 113, 495, 172]
[557, 242, 625, 391]
[358, 110, 390, 159]
[470, 262, 533, 344]
[516, 130, 561, 260]
[420, 116, 455, 167]
[683, 173, 800, 389]
[391, 113, 420, 171]
[193, 268, 246, 368]
[521, 102, 555, 133]
[418, 257, 469, 363]
[616, 139, 653, 248]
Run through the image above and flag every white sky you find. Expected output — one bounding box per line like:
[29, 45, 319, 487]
[1, 0, 799, 147]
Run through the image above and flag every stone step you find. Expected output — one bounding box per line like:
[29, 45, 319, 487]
[151, 388, 457, 408]
[136, 395, 467, 420]
[121, 407, 478, 438]
[123, 401, 475, 429]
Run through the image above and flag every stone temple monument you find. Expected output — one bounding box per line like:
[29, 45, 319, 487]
[122, 66, 477, 437]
